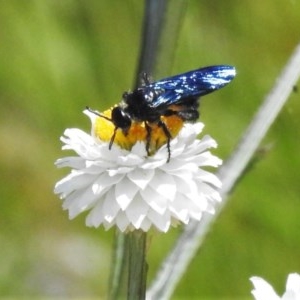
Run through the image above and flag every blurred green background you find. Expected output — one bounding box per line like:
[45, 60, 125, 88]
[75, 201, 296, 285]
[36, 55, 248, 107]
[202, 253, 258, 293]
[0, 1, 299, 299]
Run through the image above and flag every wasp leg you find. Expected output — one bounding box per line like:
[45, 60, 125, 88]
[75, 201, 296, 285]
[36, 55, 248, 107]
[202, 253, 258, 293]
[177, 109, 199, 122]
[164, 107, 199, 122]
[157, 120, 172, 163]
[144, 122, 152, 156]
[108, 127, 118, 150]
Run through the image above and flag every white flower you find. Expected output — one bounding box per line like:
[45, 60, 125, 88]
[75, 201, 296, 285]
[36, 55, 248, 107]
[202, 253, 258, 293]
[250, 273, 300, 300]
[54, 110, 222, 232]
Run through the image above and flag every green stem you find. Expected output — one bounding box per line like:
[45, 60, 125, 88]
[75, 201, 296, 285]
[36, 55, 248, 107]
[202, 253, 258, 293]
[108, 230, 128, 300]
[127, 230, 148, 300]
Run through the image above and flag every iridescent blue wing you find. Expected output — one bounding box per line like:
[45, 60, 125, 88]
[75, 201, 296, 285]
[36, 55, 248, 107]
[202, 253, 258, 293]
[145, 65, 236, 108]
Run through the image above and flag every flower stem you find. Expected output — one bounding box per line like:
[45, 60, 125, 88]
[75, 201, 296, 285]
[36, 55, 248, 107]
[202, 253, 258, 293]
[108, 230, 128, 300]
[127, 230, 148, 300]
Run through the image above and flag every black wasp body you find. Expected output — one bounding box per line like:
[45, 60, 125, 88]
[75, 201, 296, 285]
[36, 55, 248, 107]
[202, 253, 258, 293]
[88, 65, 236, 162]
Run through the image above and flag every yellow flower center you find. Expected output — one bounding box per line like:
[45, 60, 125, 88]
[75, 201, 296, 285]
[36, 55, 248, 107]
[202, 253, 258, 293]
[93, 108, 184, 155]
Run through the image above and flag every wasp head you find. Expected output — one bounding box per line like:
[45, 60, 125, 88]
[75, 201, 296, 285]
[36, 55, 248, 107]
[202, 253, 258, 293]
[111, 106, 132, 134]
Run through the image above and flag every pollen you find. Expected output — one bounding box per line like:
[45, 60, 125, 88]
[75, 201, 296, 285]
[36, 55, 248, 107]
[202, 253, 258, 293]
[93, 109, 116, 142]
[92, 108, 184, 154]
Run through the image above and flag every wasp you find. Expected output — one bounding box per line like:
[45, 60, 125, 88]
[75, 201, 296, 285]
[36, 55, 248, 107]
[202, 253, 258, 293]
[87, 65, 236, 162]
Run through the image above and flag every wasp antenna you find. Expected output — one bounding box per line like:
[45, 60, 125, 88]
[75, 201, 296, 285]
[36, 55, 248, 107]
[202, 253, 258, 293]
[86, 106, 112, 122]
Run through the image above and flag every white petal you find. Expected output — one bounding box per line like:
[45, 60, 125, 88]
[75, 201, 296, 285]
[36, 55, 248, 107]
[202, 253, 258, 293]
[147, 209, 171, 232]
[196, 169, 222, 188]
[174, 174, 199, 201]
[102, 189, 121, 222]
[55, 156, 86, 169]
[85, 200, 105, 227]
[141, 157, 166, 169]
[172, 175, 195, 196]
[108, 167, 134, 176]
[188, 195, 207, 219]
[63, 185, 101, 218]
[115, 176, 140, 210]
[131, 141, 148, 157]
[139, 218, 152, 232]
[117, 149, 145, 166]
[148, 170, 176, 201]
[188, 151, 222, 167]
[125, 194, 148, 229]
[54, 171, 96, 196]
[283, 273, 300, 299]
[115, 212, 131, 232]
[127, 168, 155, 190]
[92, 173, 123, 195]
[250, 277, 280, 300]
[140, 186, 167, 215]
[161, 161, 199, 174]
[169, 193, 189, 223]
